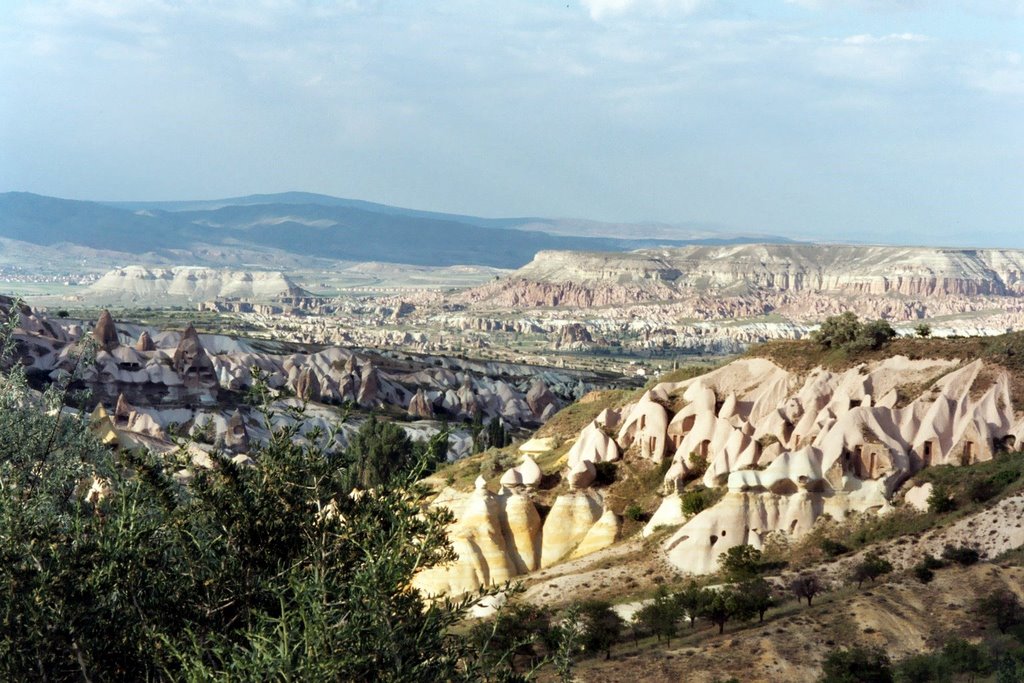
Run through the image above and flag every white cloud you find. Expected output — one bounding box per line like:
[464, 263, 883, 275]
[581, 0, 704, 21]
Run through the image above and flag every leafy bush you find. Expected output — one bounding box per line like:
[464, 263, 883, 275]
[720, 544, 763, 580]
[820, 538, 851, 558]
[812, 312, 896, 354]
[680, 485, 722, 516]
[941, 544, 980, 566]
[850, 551, 894, 588]
[927, 482, 957, 513]
[820, 645, 893, 683]
[977, 589, 1024, 634]
[624, 503, 646, 522]
[911, 556, 945, 584]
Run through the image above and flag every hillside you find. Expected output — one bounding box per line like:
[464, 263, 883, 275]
[420, 336, 1024, 679]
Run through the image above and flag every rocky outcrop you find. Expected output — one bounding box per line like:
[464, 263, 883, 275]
[461, 245, 1024, 309]
[407, 388, 434, 419]
[92, 310, 119, 350]
[84, 266, 311, 304]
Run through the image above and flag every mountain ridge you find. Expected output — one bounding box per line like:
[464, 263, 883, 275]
[0, 192, 791, 269]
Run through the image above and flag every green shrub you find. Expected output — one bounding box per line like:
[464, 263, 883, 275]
[820, 538, 850, 557]
[912, 564, 934, 584]
[680, 485, 722, 516]
[941, 545, 980, 566]
[851, 551, 894, 588]
[624, 503, 646, 522]
[720, 544, 763, 580]
[0, 305, 532, 681]
[820, 645, 894, 683]
[927, 483, 957, 513]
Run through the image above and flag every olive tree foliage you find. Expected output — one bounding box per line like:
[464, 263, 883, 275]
[0, 305, 526, 682]
[812, 312, 897, 354]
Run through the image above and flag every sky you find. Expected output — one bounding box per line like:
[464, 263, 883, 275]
[0, 0, 1022, 246]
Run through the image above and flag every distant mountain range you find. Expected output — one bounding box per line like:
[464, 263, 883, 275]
[0, 191, 792, 269]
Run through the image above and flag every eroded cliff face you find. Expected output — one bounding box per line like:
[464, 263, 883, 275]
[418, 353, 1024, 594]
[411, 479, 617, 596]
[83, 266, 310, 303]
[462, 245, 1024, 307]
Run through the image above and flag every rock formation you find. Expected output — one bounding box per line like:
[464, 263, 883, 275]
[408, 388, 434, 419]
[92, 310, 119, 350]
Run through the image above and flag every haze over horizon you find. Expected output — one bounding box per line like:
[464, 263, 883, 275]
[1, 1, 1022, 246]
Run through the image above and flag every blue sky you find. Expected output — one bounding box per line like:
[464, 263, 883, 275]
[1, 0, 1022, 245]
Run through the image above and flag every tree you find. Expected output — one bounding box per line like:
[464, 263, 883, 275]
[812, 312, 896, 354]
[820, 646, 894, 683]
[896, 653, 947, 682]
[720, 544, 763, 580]
[977, 589, 1024, 634]
[636, 586, 679, 646]
[853, 319, 897, 352]
[915, 323, 932, 338]
[578, 600, 624, 660]
[927, 483, 957, 513]
[851, 551, 893, 588]
[675, 581, 707, 629]
[346, 414, 417, 489]
[699, 588, 741, 635]
[792, 573, 823, 606]
[738, 578, 775, 623]
[940, 638, 990, 680]
[813, 312, 863, 350]
[471, 603, 552, 672]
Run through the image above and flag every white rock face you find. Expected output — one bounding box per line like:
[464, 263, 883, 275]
[640, 356, 1021, 574]
[84, 266, 308, 303]
[905, 483, 934, 512]
[412, 486, 617, 596]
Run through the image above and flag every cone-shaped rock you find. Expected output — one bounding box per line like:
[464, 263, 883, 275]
[172, 324, 216, 382]
[136, 330, 156, 352]
[357, 366, 380, 407]
[407, 388, 434, 419]
[295, 367, 321, 401]
[114, 393, 134, 426]
[93, 310, 119, 350]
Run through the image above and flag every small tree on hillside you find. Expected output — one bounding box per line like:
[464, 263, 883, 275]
[675, 581, 707, 629]
[578, 600, 624, 661]
[792, 573, 823, 606]
[738, 577, 776, 623]
[636, 586, 680, 647]
[699, 588, 742, 635]
[977, 589, 1024, 634]
[850, 551, 893, 588]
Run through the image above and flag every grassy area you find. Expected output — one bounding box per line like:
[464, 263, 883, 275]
[533, 388, 640, 442]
